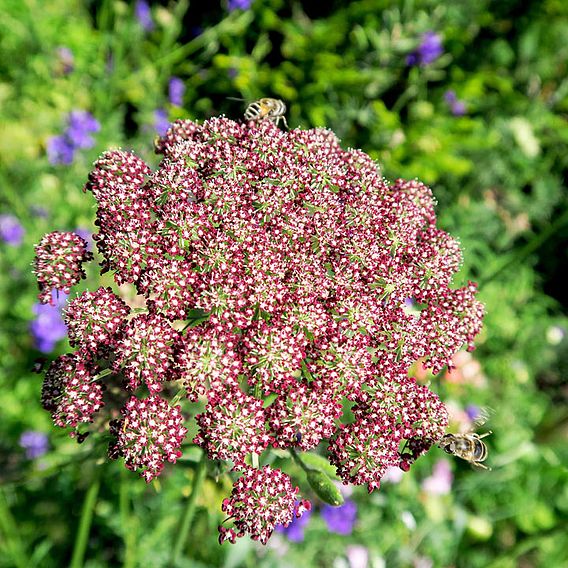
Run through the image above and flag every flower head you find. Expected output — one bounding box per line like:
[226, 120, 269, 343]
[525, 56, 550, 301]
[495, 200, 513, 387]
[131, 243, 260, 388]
[47, 111, 100, 165]
[31, 293, 68, 352]
[168, 77, 185, 107]
[219, 465, 308, 544]
[109, 395, 187, 482]
[66, 111, 100, 149]
[135, 0, 154, 32]
[194, 386, 271, 466]
[444, 90, 466, 116]
[64, 287, 130, 353]
[19, 431, 49, 459]
[41, 353, 103, 429]
[154, 109, 170, 136]
[0, 214, 25, 246]
[407, 31, 443, 66]
[47, 135, 75, 165]
[267, 381, 342, 451]
[33, 231, 93, 304]
[227, 0, 252, 11]
[112, 314, 180, 394]
[321, 499, 357, 535]
[36, 111, 483, 540]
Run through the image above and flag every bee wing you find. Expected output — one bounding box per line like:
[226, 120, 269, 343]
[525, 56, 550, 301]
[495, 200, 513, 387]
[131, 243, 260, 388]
[471, 406, 494, 429]
[470, 461, 491, 471]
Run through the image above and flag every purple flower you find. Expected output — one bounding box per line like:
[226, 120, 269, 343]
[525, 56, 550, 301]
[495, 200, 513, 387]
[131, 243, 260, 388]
[422, 459, 453, 495]
[275, 507, 311, 542]
[154, 109, 170, 136]
[19, 431, 49, 459]
[321, 499, 357, 535]
[407, 31, 443, 66]
[444, 90, 467, 116]
[135, 0, 154, 32]
[228, 0, 252, 11]
[47, 111, 100, 165]
[168, 77, 185, 107]
[67, 111, 100, 149]
[30, 290, 69, 352]
[465, 404, 480, 421]
[56, 46, 74, 74]
[74, 228, 94, 251]
[47, 135, 75, 165]
[0, 214, 25, 246]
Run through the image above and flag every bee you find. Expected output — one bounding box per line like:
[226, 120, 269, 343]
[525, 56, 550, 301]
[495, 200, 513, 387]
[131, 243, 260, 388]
[437, 407, 493, 470]
[244, 97, 288, 128]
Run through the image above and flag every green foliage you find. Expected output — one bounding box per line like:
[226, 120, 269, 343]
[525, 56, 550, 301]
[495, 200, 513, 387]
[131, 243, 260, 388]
[1, 0, 567, 566]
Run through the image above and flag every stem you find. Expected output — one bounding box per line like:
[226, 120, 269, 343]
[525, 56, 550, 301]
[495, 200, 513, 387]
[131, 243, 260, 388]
[70, 468, 101, 568]
[120, 468, 137, 568]
[289, 448, 310, 473]
[170, 452, 207, 566]
[0, 490, 29, 568]
[170, 388, 186, 407]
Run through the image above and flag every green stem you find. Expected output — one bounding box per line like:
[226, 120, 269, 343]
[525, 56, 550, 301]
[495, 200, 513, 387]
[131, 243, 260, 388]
[120, 468, 137, 568]
[170, 452, 207, 566]
[0, 490, 29, 568]
[70, 468, 102, 568]
[289, 448, 310, 473]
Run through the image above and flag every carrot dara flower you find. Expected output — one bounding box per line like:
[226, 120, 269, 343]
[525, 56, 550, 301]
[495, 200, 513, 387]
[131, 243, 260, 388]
[33, 110, 484, 545]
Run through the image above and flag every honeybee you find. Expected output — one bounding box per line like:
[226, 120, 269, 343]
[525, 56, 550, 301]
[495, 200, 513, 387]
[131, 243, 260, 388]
[437, 407, 493, 470]
[244, 98, 288, 128]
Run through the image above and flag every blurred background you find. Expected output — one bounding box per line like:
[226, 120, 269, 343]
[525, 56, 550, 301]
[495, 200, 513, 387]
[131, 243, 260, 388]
[1, 1, 567, 567]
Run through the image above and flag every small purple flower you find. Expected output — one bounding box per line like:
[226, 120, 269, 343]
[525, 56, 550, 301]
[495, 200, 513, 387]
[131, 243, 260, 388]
[321, 499, 357, 535]
[465, 404, 480, 421]
[135, 0, 154, 32]
[47, 111, 100, 165]
[134, 0, 154, 32]
[30, 290, 69, 352]
[275, 507, 311, 542]
[407, 31, 443, 66]
[47, 135, 75, 165]
[74, 228, 94, 252]
[67, 111, 100, 149]
[422, 459, 453, 495]
[154, 109, 170, 136]
[228, 0, 252, 11]
[19, 431, 49, 459]
[0, 214, 25, 246]
[168, 77, 185, 107]
[56, 46, 74, 74]
[444, 90, 467, 116]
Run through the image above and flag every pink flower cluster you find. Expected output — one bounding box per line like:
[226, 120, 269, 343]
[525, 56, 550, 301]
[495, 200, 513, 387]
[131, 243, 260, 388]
[219, 465, 311, 544]
[33, 115, 483, 543]
[34, 231, 93, 304]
